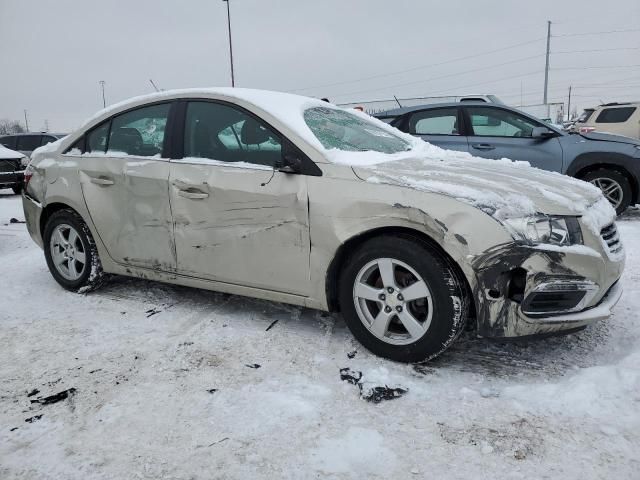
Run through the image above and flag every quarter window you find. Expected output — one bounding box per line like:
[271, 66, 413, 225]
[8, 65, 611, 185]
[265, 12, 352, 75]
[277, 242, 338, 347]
[86, 122, 110, 153]
[595, 107, 636, 124]
[107, 103, 170, 156]
[183, 101, 282, 167]
[466, 107, 540, 137]
[409, 108, 460, 135]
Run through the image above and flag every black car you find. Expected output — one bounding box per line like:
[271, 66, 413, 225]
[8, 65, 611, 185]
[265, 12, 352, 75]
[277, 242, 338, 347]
[376, 102, 640, 213]
[0, 145, 27, 194]
[0, 132, 66, 159]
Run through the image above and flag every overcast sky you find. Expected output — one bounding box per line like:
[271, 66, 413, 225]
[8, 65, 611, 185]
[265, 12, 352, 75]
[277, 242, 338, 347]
[1, 0, 639, 131]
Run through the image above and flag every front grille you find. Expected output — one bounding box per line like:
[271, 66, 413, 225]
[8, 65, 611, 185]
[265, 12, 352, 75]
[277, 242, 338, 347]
[0, 159, 21, 173]
[600, 223, 622, 254]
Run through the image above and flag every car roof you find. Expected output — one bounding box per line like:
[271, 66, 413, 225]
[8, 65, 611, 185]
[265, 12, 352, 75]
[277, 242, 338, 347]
[0, 132, 66, 137]
[376, 101, 494, 117]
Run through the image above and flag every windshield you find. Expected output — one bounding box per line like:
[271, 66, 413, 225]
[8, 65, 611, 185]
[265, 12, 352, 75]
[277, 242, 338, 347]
[304, 107, 411, 154]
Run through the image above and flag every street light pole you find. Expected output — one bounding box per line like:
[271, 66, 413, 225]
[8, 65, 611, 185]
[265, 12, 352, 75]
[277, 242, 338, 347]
[222, 0, 235, 87]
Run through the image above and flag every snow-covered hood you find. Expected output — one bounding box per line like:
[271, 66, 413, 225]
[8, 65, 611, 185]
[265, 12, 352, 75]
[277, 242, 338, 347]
[352, 154, 606, 220]
[0, 145, 25, 160]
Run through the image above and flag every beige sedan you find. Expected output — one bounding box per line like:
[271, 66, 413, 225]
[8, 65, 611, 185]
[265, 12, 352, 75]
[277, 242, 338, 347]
[22, 88, 624, 362]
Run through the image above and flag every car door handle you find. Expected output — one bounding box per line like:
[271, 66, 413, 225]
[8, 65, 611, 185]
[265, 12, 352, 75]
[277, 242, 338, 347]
[178, 190, 209, 200]
[471, 143, 495, 151]
[89, 177, 115, 186]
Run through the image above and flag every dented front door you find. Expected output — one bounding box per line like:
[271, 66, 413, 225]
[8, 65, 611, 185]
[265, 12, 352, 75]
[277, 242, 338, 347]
[169, 161, 311, 295]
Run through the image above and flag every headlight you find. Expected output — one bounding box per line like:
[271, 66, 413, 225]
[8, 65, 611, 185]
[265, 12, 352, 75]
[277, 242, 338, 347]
[503, 215, 583, 246]
[20, 156, 29, 167]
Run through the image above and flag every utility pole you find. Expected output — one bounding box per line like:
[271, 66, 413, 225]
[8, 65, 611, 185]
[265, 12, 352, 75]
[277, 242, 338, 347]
[44, 119, 49, 132]
[99, 80, 106, 108]
[567, 85, 572, 121]
[222, 0, 235, 87]
[23, 110, 29, 132]
[543, 20, 551, 105]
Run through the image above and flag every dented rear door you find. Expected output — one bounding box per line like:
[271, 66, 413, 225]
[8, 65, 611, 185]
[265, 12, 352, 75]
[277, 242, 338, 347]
[169, 160, 311, 295]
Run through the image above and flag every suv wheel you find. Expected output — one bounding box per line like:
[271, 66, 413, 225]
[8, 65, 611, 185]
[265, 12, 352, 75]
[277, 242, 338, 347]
[43, 209, 104, 292]
[339, 235, 468, 362]
[582, 169, 632, 215]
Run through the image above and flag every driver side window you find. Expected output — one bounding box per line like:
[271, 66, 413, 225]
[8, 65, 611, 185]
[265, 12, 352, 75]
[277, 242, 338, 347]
[183, 101, 282, 167]
[467, 107, 538, 138]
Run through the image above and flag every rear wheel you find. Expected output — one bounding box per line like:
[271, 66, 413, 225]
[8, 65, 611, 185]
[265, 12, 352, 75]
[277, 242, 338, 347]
[581, 169, 632, 215]
[338, 235, 468, 362]
[43, 209, 104, 292]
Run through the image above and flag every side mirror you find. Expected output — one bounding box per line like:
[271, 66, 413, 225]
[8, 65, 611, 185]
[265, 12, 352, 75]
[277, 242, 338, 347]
[531, 126, 556, 139]
[278, 152, 302, 174]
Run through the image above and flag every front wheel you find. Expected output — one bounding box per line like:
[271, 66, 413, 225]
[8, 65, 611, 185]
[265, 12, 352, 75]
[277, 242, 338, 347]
[338, 235, 468, 362]
[581, 169, 632, 215]
[43, 209, 104, 292]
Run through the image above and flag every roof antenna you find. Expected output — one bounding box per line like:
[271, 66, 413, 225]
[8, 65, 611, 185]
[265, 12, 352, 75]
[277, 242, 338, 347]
[393, 95, 403, 108]
[149, 79, 161, 92]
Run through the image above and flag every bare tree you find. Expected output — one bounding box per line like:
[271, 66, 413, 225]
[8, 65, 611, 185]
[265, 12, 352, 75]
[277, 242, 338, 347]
[0, 119, 26, 135]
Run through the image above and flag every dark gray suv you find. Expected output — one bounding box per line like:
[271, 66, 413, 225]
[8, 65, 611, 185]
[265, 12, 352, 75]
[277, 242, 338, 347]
[377, 102, 640, 213]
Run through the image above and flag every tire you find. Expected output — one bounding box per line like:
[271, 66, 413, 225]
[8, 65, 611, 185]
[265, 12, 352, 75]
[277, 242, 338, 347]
[338, 234, 469, 363]
[43, 208, 104, 293]
[581, 169, 632, 215]
[12, 185, 23, 195]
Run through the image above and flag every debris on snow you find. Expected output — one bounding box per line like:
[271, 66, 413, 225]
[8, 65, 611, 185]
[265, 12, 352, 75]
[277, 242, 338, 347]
[265, 320, 279, 331]
[145, 307, 161, 318]
[245, 364, 261, 369]
[207, 388, 218, 394]
[30, 388, 76, 406]
[340, 368, 407, 403]
[339, 368, 362, 385]
[26, 388, 39, 397]
[9, 218, 25, 224]
[24, 415, 43, 423]
[347, 350, 357, 359]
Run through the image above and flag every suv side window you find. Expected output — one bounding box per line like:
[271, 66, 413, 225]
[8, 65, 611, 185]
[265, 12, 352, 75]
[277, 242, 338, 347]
[466, 107, 540, 137]
[40, 135, 57, 146]
[0, 136, 16, 149]
[17, 135, 42, 151]
[409, 108, 460, 135]
[183, 101, 282, 167]
[107, 103, 170, 157]
[595, 107, 636, 124]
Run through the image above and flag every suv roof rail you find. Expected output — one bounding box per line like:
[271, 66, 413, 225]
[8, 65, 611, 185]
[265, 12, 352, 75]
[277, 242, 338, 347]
[600, 102, 631, 106]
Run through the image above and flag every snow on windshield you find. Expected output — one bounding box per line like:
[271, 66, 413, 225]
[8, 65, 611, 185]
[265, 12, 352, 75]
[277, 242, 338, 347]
[304, 107, 411, 154]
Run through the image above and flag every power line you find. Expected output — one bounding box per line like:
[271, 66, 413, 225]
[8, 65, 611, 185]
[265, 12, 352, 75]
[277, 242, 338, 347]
[552, 46, 640, 55]
[553, 27, 640, 38]
[332, 55, 545, 99]
[553, 64, 640, 71]
[289, 37, 545, 93]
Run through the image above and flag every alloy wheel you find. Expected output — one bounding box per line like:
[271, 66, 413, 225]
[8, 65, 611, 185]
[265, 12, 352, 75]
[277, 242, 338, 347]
[352, 258, 433, 345]
[590, 177, 624, 210]
[49, 223, 87, 281]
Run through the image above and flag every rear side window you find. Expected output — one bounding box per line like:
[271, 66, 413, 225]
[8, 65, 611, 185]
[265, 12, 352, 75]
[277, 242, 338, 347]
[595, 107, 636, 123]
[577, 109, 594, 123]
[409, 108, 459, 135]
[17, 135, 42, 151]
[107, 103, 170, 156]
[40, 135, 57, 146]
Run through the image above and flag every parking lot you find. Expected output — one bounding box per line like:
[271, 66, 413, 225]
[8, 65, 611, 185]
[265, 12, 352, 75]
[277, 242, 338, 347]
[1, 189, 639, 479]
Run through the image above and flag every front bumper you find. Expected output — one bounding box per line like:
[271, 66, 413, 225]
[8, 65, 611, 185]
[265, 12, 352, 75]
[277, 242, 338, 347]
[22, 193, 44, 248]
[471, 239, 624, 338]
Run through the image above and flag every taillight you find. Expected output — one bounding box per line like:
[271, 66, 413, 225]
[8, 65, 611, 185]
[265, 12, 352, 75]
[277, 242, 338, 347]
[580, 126, 596, 134]
[23, 164, 34, 188]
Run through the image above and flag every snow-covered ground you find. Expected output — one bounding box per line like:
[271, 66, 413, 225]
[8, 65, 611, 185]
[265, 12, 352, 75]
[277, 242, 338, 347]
[1, 189, 639, 479]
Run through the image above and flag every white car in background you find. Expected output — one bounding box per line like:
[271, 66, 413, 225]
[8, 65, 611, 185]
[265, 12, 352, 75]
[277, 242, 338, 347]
[0, 144, 27, 194]
[574, 102, 640, 140]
